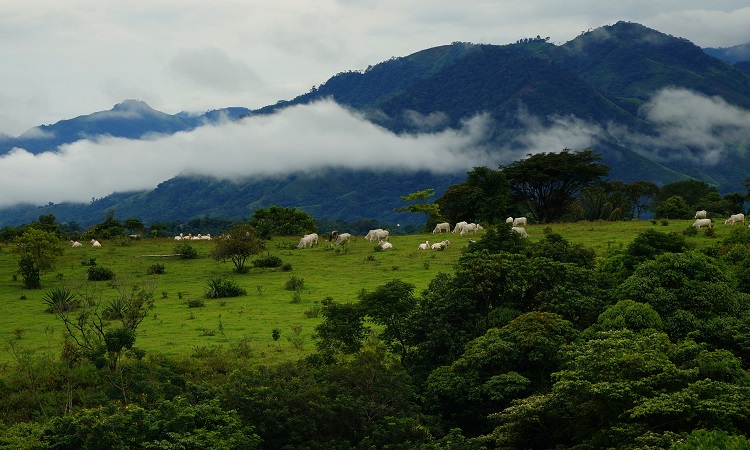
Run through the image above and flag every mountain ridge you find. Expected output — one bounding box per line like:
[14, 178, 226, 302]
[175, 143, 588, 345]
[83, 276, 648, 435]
[1, 21, 750, 228]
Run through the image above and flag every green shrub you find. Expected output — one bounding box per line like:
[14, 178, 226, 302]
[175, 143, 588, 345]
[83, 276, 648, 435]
[205, 277, 246, 298]
[252, 255, 283, 268]
[87, 266, 115, 281]
[43, 287, 80, 314]
[284, 276, 304, 291]
[102, 297, 128, 320]
[174, 242, 198, 259]
[187, 298, 205, 308]
[146, 263, 165, 275]
[280, 263, 293, 272]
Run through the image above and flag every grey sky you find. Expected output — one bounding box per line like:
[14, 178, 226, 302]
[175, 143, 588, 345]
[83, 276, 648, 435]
[1, 1, 748, 136]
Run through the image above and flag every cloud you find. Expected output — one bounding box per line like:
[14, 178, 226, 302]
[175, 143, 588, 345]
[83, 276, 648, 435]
[169, 48, 262, 93]
[609, 87, 750, 165]
[0, 100, 500, 207]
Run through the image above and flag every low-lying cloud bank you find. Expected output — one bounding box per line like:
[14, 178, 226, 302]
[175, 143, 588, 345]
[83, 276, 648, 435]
[1, 88, 749, 208]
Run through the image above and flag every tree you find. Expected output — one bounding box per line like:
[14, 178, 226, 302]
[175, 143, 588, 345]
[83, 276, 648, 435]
[83, 209, 125, 239]
[358, 280, 418, 362]
[396, 188, 441, 230]
[502, 148, 609, 223]
[657, 179, 717, 208]
[436, 167, 512, 226]
[12, 228, 64, 288]
[122, 218, 145, 235]
[249, 206, 316, 239]
[653, 195, 691, 219]
[625, 180, 659, 218]
[212, 224, 264, 273]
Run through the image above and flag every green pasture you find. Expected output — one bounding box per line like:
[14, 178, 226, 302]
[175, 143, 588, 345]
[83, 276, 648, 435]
[0, 218, 727, 366]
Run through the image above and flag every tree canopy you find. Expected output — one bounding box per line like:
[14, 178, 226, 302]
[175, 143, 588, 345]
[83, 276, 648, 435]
[502, 148, 609, 223]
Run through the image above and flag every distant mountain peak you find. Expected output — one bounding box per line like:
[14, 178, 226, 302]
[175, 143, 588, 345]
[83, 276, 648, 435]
[111, 99, 155, 113]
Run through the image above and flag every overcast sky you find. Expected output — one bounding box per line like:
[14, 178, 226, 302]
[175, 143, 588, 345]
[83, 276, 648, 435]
[1, 1, 750, 207]
[2, 1, 749, 136]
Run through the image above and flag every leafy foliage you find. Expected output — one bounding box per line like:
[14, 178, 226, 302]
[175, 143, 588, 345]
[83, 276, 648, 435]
[249, 205, 316, 239]
[211, 224, 264, 273]
[205, 277, 246, 299]
[86, 266, 115, 281]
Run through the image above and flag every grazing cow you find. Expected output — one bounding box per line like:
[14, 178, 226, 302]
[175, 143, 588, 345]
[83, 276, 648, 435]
[725, 213, 745, 225]
[513, 217, 527, 227]
[297, 233, 318, 249]
[505, 217, 514, 224]
[432, 222, 450, 234]
[693, 218, 712, 229]
[365, 229, 389, 242]
[335, 233, 352, 245]
[452, 221, 468, 234]
[511, 227, 529, 238]
[329, 230, 339, 242]
[694, 210, 707, 219]
[460, 223, 483, 236]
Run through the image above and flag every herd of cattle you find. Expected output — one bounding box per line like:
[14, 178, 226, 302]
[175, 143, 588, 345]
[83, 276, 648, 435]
[692, 211, 746, 229]
[295, 218, 531, 251]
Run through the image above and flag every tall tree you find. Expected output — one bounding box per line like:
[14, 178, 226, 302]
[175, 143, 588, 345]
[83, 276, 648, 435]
[12, 228, 63, 288]
[502, 148, 609, 223]
[249, 206, 316, 239]
[212, 224, 265, 273]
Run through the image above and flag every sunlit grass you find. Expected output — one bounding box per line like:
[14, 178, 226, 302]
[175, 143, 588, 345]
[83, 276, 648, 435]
[0, 219, 726, 365]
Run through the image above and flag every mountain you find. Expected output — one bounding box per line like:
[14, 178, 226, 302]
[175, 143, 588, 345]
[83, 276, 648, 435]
[0, 100, 252, 155]
[2, 21, 750, 229]
[704, 42, 750, 64]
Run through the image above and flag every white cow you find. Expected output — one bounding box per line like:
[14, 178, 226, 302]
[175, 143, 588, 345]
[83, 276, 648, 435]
[694, 210, 707, 219]
[511, 227, 529, 238]
[335, 233, 352, 245]
[460, 223, 483, 236]
[379, 240, 393, 250]
[90, 239, 102, 248]
[452, 221, 468, 234]
[431, 239, 450, 250]
[432, 222, 450, 234]
[297, 233, 318, 249]
[513, 217, 528, 227]
[418, 241, 430, 250]
[693, 218, 712, 229]
[725, 213, 745, 225]
[505, 217, 514, 224]
[70, 240, 82, 248]
[365, 229, 389, 242]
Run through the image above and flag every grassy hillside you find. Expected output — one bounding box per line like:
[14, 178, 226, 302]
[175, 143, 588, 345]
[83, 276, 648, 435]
[0, 219, 726, 366]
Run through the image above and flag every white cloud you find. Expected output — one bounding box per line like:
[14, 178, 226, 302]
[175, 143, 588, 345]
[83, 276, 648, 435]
[609, 87, 750, 165]
[0, 100, 499, 207]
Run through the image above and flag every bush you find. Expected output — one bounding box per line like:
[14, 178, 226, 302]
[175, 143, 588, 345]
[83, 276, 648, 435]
[253, 255, 283, 268]
[87, 266, 115, 281]
[280, 263, 293, 272]
[284, 276, 304, 291]
[146, 263, 165, 275]
[43, 287, 80, 314]
[205, 277, 246, 298]
[174, 242, 198, 259]
[187, 298, 205, 308]
[102, 297, 128, 320]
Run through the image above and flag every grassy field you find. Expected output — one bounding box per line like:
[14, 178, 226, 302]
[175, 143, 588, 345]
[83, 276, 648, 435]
[0, 219, 724, 366]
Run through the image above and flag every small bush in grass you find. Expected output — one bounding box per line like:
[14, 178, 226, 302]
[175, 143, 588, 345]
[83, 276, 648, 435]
[284, 276, 304, 291]
[272, 329, 281, 341]
[253, 255, 283, 268]
[304, 302, 321, 318]
[205, 277, 246, 298]
[43, 287, 80, 314]
[187, 298, 205, 308]
[683, 226, 698, 236]
[87, 266, 115, 281]
[661, 219, 669, 226]
[147, 263, 165, 275]
[174, 242, 198, 259]
[281, 263, 292, 272]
